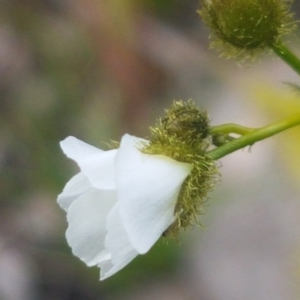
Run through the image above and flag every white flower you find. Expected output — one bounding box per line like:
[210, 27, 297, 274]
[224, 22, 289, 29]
[57, 134, 192, 280]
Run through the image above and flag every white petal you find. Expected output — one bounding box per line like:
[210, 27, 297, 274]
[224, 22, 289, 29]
[57, 172, 91, 211]
[66, 188, 117, 266]
[60, 136, 117, 189]
[98, 204, 138, 280]
[116, 134, 193, 254]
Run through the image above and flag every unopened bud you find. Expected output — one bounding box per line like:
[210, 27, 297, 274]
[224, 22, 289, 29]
[198, 0, 295, 60]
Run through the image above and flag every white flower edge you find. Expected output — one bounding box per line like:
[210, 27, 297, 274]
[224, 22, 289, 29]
[59, 136, 118, 190]
[58, 134, 192, 280]
[116, 134, 193, 254]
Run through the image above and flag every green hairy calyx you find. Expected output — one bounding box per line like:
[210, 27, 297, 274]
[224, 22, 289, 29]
[143, 100, 218, 238]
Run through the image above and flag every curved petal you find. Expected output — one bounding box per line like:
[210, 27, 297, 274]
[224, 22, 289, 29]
[66, 188, 117, 266]
[116, 134, 193, 254]
[98, 204, 138, 280]
[57, 172, 91, 211]
[60, 136, 117, 189]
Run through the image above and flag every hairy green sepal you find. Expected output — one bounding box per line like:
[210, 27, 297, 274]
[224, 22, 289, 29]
[143, 100, 218, 238]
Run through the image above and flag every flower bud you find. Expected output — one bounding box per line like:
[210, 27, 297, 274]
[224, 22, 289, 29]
[198, 0, 295, 60]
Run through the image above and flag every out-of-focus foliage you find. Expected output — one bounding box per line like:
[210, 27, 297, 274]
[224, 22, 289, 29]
[249, 81, 300, 185]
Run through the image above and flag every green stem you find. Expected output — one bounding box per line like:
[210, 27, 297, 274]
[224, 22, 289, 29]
[270, 41, 300, 76]
[207, 113, 300, 160]
[209, 123, 254, 135]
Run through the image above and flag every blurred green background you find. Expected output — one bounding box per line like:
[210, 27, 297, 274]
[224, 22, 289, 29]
[1, 1, 300, 299]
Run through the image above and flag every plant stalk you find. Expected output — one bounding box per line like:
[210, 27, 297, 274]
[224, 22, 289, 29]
[207, 113, 300, 160]
[271, 41, 300, 76]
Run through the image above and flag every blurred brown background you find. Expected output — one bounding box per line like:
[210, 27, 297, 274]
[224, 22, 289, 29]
[1, 1, 300, 299]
